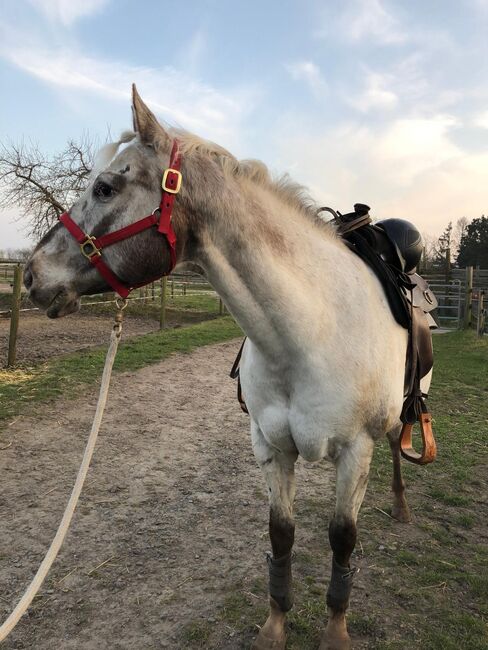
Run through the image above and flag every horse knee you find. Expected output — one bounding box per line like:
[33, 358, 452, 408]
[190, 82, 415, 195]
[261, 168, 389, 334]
[328, 517, 356, 566]
[270, 509, 295, 557]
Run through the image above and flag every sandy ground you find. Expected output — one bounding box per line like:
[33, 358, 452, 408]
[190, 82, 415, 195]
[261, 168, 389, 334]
[0, 340, 341, 649]
[0, 311, 159, 367]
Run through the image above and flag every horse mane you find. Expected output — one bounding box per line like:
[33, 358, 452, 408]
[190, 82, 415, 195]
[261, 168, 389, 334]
[99, 127, 334, 233]
[171, 128, 329, 228]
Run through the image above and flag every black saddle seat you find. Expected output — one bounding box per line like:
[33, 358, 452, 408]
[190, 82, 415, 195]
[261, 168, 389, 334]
[333, 204, 423, 274]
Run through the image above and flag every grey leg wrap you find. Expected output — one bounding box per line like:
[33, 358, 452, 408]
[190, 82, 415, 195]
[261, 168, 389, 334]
[326, 557, 357, 612]
[266, 551, 294, 612]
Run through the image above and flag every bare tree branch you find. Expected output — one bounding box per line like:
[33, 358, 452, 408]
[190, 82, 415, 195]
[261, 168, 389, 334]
[0, 134, 98, 240]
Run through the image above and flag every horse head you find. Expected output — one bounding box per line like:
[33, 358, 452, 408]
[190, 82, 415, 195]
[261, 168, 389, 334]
[24, 86, 193, 318]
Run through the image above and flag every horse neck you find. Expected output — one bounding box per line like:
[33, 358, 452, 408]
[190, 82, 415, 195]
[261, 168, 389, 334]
[183, 179, 345, 358]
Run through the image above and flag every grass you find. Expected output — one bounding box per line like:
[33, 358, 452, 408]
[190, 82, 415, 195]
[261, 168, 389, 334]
[80, 290, 222, 321]
[181, 620, 213, 646]
[1, 288, 223, 324]
[0, 316, 241, 432]
[1, 314, 487, 648]
[214, 330, 488, 649]
[358, 332, 488, 648]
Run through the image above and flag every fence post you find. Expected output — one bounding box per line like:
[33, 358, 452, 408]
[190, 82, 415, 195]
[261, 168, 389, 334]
[463, 266, 473, 329]
[477, 291, 485, 337]
[159, 277, 167, 330]
[7, 264, 23, 367]
[219, 298, 224, 316]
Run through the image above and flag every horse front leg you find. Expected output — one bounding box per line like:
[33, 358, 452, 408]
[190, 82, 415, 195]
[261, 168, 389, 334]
[387, 426, 412, 523]
[251, 424, 298, 650]
[321, 433, 374, 650]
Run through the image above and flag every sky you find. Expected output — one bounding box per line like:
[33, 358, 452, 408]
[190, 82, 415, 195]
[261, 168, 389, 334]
[1, 0, 488, 248]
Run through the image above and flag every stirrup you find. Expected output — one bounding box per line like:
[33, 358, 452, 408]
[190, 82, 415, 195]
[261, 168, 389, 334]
[400, 411, 437, 465]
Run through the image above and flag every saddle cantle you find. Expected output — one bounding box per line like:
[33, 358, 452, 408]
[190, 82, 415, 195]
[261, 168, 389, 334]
[231, 204, 438, 465]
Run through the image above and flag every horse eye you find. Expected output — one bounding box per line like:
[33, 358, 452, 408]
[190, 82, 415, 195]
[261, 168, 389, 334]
[94, 181, 114, 200]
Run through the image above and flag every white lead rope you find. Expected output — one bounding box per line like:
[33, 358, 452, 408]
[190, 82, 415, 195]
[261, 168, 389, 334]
[0, 304, 126, 643]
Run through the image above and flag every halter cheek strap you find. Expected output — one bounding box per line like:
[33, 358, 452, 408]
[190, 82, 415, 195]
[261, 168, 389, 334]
[59, 140, 182, 299]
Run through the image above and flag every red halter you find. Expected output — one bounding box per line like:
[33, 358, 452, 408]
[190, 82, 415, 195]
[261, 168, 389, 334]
[59, 140, 182, 299]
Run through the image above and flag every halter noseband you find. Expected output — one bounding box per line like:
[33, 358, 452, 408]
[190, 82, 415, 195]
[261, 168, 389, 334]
[59, 139, 182, 299]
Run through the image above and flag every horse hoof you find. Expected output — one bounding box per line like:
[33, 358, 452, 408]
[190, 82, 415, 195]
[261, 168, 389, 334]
[318, 634, 352, 650]
[251, 629, 287, 650]
[391, 502, 412, 523]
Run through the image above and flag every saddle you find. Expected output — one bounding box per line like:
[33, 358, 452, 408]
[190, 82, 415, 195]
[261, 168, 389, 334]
[230, 203, 438, 465]
[334, 204, 438, 465]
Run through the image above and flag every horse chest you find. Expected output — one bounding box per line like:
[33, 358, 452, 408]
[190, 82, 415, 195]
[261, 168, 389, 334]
[240, 356, 352, 462]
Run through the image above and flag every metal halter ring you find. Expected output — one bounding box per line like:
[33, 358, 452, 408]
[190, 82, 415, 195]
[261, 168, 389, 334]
[80, 236, 101, 259]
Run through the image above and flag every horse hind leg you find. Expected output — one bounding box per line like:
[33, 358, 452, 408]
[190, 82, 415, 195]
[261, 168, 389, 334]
[387, 425, 412, 523]
[251, 425, 297, 650]
[321, 433, 374, 650]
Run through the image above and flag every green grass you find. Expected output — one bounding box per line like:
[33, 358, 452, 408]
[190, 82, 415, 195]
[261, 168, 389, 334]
[0, 316, 241, 432]
[214, 330, 488, 650]
[1, 288, 222, 322]
[356, 331, 488, 648]
[1, 317, 487, 648]
[81, 291, 222, 320]
[181, 620, 213, 646]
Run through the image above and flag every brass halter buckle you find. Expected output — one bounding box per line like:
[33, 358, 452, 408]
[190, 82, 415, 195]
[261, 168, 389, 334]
[80, 236, 102, 259]
[162, 168, 182, 194]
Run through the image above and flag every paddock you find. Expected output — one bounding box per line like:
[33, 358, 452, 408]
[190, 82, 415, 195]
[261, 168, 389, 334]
[0, 335, 487, 649]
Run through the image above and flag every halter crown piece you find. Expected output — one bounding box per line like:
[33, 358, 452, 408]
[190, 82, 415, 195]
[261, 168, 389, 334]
[59, 140, 182, 298]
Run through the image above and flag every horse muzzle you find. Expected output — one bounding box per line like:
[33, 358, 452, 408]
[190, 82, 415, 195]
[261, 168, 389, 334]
[24, 258, 81, 318]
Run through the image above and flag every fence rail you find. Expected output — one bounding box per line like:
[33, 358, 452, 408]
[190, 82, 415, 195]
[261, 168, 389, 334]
[0, 264, 224, 367]
[1, 262, 486, 367]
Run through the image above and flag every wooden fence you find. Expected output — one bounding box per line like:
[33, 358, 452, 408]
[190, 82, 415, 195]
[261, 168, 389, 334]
[0, 264, 223, 367]
[1, 261, 486, 367]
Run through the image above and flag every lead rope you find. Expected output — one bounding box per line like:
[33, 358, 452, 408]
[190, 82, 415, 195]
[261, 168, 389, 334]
[0, 299, 127, 643]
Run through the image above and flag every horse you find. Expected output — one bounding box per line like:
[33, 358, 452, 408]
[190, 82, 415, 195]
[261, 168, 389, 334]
[24, 85, 429, 650]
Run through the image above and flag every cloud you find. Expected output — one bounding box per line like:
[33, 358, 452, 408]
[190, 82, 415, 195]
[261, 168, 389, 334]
[338, 0, 407, 45]
[286, 61, 327, 97]
[181, 29, 208, 73]
[28, 0, 109, 25]
[351, 70, 398, 112]
[0, 37, 258, 147]
[473, 110, 488, 129]
[270, 112, 474, 236]
[373, 115, 460, 184]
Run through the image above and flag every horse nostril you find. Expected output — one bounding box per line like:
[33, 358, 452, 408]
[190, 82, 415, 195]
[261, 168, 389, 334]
[24, 266, 33, 290]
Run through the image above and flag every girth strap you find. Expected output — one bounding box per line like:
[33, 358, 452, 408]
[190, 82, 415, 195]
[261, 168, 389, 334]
[229, 338, 249, 414]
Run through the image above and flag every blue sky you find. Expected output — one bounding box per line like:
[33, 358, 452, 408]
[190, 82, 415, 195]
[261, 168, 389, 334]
[1, 0, 488, 247]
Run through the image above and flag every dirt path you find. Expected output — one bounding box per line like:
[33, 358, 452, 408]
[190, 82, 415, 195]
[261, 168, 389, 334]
[0, 311, 158, 367]
[0, 340, 338, 649]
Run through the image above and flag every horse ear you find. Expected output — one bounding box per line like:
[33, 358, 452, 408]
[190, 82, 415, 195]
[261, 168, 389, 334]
[131, 84, 171, 148]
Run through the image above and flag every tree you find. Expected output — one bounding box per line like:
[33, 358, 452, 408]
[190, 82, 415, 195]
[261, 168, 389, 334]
[456, 215, 488, 269]
[419, 233, 438, 273]
[0, 248, 32, 261]
[0, 134, 96, 240]
[432, 221, 453, 277]
[453, 217, 469, 256]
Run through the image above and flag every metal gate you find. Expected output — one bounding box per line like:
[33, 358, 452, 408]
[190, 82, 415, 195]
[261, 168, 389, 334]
[426, 279, 463, 329]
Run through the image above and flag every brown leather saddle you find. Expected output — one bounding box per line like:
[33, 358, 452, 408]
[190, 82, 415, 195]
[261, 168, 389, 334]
[231, 205, 438, 465]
